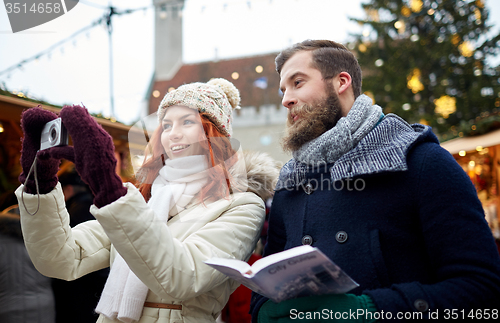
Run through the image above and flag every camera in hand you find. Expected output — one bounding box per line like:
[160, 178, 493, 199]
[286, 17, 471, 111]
[40, 118, 68, 151]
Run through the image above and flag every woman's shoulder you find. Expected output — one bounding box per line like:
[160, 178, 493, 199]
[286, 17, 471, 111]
[230, 151, 280, 201]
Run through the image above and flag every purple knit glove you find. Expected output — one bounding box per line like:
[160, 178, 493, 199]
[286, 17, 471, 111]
[18, 107, 62, 194]
[57, 105, 127, 208]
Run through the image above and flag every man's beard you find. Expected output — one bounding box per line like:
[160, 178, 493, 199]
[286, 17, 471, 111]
[281, 86, 342, 153]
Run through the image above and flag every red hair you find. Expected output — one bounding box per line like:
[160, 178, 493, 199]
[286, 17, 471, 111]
[137, 113, 236, 203]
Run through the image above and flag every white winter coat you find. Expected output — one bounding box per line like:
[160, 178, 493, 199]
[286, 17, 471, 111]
[15, 152, 278, 323]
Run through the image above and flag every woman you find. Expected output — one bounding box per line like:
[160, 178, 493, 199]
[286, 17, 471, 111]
[16, 78, 279, 323]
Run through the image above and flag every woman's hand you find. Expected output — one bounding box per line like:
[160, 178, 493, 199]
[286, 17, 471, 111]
[58, 105, 127, 207]
[19, 107, 62, 194]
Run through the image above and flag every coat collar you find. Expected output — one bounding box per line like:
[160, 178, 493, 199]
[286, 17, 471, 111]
[275, 114, 438, 190]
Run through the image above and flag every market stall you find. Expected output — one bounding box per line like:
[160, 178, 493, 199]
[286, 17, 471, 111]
[441, 128, 500, 239]
[0, 93, 135, 211]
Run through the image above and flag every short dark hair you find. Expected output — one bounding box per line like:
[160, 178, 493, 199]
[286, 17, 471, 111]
[275, 40, 362, 97]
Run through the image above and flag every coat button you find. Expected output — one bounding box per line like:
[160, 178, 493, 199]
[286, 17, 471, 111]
[302, 235, 313, 245]
[304, 183, 314, 195]
[414, 299, 429, 312]
[335, 231, 348, 243]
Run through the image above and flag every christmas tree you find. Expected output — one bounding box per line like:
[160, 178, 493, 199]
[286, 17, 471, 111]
[349, 0, 500, 140]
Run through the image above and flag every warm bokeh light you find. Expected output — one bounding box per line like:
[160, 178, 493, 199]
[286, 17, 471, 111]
[434, 95, 457, 119]
[407, 68, 424, 94]
[410, 0, 423, 13]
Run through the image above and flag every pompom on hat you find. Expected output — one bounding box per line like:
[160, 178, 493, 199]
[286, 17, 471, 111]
[157, 78, 241, 137]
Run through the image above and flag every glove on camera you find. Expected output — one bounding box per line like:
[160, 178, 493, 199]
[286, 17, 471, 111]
[18, 107, 62, 194]
[58, 105, 127, 208]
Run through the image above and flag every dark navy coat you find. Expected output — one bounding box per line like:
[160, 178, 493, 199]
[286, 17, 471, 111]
[251, 115, 500, 321]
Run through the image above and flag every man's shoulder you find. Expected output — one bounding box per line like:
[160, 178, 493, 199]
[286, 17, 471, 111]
[328, 114, 441, 179]
[372, 113, 439, 147]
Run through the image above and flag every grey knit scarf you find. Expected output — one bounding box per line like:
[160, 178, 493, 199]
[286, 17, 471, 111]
[293, 94, 383, 166]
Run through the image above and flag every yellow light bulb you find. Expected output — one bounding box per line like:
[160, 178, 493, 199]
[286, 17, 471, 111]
[459, 41, 474, 57]
[410, 0, 423, 13]
[434, 95, 456, 118]
[407, 69, 424, 94]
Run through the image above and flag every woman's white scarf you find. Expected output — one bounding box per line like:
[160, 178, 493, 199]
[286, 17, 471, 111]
[95, 155, 209, 323]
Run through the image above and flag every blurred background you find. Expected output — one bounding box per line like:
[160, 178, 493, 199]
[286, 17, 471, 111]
[0, 0, 370, 125]
[1, 0, 500, 238]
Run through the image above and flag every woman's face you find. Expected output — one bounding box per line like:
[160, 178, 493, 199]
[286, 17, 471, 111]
[160, 105, 206, 160]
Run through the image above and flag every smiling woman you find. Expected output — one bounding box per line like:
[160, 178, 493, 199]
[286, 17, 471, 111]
[160, 106, 206, 160]
[137, 79, 249, 204]
[15, 78, 280, 323]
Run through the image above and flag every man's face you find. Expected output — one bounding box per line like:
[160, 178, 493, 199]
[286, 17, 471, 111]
[279, 51, 342, 152]
[279, 51, 329, 116]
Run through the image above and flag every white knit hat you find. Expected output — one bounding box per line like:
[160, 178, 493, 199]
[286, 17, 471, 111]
[157, 78, 241, 137]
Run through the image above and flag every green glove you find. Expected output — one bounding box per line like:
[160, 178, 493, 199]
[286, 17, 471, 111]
[258, 294, 378, 323]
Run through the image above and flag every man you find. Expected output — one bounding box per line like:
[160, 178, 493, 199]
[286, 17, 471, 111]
[250, 40, 500, 322]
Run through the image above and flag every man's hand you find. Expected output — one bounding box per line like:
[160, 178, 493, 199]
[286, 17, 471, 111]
[258, 294, 377, 323]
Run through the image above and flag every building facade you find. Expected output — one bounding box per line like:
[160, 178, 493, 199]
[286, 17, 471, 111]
[149, 0, 290, 164]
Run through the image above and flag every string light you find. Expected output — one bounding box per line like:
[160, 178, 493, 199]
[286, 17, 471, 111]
[474, 8, 481, 21]
[407, 68, 424, 94]
[394, 20, 405, 34]
[365, 8, 379, 22]
[459, 41, 474, 57]
[401, 6, 411, 17]
[1, 0, 275, 78]
[0, 4, 153, 78]
[410, 0, 423, 13]
[434, 95, 456, 118]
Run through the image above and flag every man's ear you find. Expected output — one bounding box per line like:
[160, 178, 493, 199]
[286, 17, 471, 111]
[337, 72, 352, 95]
